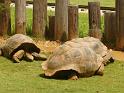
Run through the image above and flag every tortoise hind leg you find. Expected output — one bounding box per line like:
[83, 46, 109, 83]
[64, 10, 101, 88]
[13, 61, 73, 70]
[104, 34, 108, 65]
[96, 63, 104, 76]
[32, 52, 47, 61]
[12, 50, 25, 63]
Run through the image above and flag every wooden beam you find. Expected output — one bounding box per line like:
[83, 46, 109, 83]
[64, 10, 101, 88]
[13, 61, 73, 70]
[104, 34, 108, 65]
[55, 0, 69, 41]
[15, 0, 26, 34]
[88, 2, 102, 39]
[68, 5, 79, 40]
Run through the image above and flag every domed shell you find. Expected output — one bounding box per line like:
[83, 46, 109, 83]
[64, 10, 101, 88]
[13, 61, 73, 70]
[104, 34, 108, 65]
[71, 37, 108, 57]
[1, 34, 40, 58]
[42, 37, 104, 77]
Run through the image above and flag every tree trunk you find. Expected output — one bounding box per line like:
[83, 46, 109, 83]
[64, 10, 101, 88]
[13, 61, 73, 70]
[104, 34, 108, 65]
[32, 0, 47, 39]
[0, 0, 11, 36]
[15, 0, 26, 34]
[68, 5, 78, 40]
[116, 0, 124, 50]
[88, 2, 102, 40]
[55, 0, 69, 42]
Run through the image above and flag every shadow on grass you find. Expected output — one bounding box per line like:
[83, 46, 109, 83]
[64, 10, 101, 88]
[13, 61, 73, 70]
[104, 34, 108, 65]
[39, 70, 79, 80]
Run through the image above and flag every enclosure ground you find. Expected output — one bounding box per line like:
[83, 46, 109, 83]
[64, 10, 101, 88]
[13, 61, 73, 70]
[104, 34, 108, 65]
[0, 36, 124, 61]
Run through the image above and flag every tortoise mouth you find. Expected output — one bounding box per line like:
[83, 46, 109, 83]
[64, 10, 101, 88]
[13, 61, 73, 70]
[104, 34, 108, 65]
[10, 43, 40, 57]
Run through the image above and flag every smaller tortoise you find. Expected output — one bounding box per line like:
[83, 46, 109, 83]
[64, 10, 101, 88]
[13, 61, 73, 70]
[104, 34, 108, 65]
[42, 37, 114, 80]
[0, 34, 47, 63]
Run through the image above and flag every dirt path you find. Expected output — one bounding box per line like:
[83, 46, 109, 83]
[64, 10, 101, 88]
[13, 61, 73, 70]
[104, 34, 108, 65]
[112, 51, 124, 61]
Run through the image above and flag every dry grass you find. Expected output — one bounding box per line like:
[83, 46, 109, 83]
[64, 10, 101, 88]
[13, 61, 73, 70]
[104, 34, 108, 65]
[0, 36, 60, 54]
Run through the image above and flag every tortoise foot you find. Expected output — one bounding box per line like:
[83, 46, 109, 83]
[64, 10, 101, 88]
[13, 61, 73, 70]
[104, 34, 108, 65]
[68, 75, 78, 80]
[68, 70, 79, 80]
[12, 50, 25, 63]
[25, 52, 34, 62]
[32, 52, 47, 61]
[13, 57, 21, 63]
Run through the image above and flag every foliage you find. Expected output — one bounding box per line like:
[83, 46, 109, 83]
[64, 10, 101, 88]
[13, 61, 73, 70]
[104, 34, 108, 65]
[0, 3, 5, 13]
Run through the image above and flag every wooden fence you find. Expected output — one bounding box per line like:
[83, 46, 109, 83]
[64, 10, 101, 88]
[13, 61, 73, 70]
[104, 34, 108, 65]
[0, 0, 124, 50]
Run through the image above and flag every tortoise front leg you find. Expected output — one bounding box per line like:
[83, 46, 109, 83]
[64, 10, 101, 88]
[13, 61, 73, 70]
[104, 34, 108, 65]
[24, 52, 34, 62]
[32, 52, 47, 61]
[12, 50, 25, 63]
[68, 70, 79, 80]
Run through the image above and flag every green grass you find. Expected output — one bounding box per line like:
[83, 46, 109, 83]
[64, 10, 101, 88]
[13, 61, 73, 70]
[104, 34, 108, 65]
[0, 56, 124, 93]
[27, 0, 115, 7]
[11, 8, 104, 37]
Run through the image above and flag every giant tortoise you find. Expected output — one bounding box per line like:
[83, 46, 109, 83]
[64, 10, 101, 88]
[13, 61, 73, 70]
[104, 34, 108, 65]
[0, 34, 47, 63]
[42, 37, 114, 80]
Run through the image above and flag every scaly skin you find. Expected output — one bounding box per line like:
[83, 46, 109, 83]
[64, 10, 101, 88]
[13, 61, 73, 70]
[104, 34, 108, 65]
[12, 50, 25, 63]
[25, 52, 34, 62]
[68, 70, 79, 80]
[32, 52, 47, 61]
[68, 75, 78, 80]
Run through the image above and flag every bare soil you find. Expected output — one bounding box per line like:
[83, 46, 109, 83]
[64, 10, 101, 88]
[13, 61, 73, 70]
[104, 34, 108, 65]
[112, 51, 124, 61]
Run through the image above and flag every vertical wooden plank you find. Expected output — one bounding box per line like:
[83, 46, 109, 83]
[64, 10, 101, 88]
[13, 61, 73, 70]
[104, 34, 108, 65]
[32, 0, 47, 39]
[48, 16, 55, 40]
[104, 11, 116, 48]
[55, 0, 69, 42]
[0, 0, 11, 36]
[15, 0, 26, 34]
[68, 5, 78, 40]
[88, 2, 102, 39]
[116, 0, 124, 50]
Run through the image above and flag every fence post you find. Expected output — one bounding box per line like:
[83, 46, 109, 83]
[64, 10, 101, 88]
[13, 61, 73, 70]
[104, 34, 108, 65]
[88, 2, 102, 39]
[32, 0, 47, 39]
[68, 5, 78, 40]
[104, 11, 116, 48]
[116, 0, 124, 50]
[47, 16, 55, 40]
[0, 0, 11, 36]
[55, 0, 69, 42]
[15, 0, 26, 34]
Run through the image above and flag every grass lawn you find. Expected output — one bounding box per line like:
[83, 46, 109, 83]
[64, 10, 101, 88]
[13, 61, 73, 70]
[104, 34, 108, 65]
[27, 0, 115, 7]
[0, 56, 124, 93]
[11, 8, 104, 37]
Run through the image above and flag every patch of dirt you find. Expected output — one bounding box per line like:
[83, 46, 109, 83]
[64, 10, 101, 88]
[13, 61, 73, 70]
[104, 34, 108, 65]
[0, 37, 6, 48]
[35, 40, 60, 54]
[112, 51, 124, 61]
